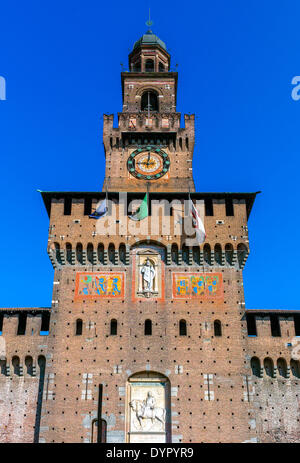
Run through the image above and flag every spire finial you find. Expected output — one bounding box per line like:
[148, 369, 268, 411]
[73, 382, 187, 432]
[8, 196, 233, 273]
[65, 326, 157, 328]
[146, 8, 153, 31]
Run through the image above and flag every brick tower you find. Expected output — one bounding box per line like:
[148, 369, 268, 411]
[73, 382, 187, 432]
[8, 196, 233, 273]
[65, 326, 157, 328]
[1, 28, 300, 444]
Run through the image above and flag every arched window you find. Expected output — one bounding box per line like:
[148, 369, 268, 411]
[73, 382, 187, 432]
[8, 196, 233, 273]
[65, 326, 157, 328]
[145, 59, 154, 72]
[110, 319, 117, 336]
[214, 244, 222, 266]
[158, 62, 165, 72]
[179, 319, 187, 336]
[203, 243, 211, 265]
[12, 356, 20, 376]
[25, 356, 33, 376]
[119, 244, 126, 265]
[277, 358, 287, 378]
[171, 244, 178, 265]
[182, 245, 189, 265]
[87, 243, 94, 265]
[108, 243, 115, 265]
[76, 319, 83, 336]
[225, 243, 233, 266]
[97, 243, 104, 264]
[193, 247, 200, 265]
[264, 357, 274, 378]
[141, 91, 159, 111]
[144, 319, 152, 336]
[76, 243, 83, 264]
[214, 320, 222, 337]
[132, 61, 141, 72]
[290, 359, 300, 378]
[250, 357, 261, 377]
[38, 355, 46, 371]
[66, 242, 72, 264]
[54, 242, 61, 262]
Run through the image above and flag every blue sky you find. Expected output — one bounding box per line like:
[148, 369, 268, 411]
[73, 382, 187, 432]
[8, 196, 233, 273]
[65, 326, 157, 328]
[0, 0, 299, 309]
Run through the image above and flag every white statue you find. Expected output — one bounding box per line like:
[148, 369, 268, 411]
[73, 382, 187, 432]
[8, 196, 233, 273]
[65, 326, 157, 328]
[142, 391, 156, 421]
[140, 258, 155, 292]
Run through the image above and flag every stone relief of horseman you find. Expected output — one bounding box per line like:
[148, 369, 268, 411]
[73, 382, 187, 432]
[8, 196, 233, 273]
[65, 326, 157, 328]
[129, 391, 166, 430]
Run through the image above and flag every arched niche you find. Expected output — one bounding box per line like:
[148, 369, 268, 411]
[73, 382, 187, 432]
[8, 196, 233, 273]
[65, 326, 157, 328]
[131, 242, 165, 299]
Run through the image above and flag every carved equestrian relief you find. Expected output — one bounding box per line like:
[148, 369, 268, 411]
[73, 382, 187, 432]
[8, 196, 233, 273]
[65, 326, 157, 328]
[127, 372, 170, 443]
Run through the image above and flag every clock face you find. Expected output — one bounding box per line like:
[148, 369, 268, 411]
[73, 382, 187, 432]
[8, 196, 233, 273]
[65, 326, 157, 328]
[127, 147, 170, 180]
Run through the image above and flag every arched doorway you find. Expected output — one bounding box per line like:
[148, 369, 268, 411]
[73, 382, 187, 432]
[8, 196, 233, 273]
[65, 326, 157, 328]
[126, 371, 171, 443]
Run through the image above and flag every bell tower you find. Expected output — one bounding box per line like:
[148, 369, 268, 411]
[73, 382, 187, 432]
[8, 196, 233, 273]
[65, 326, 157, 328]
[102, 27, 195, 193]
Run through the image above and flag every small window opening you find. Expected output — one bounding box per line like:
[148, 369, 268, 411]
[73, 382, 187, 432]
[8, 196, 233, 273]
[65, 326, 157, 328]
[225, 198, 234, 216]
[40, 312, 50, 336]
[144, 319, 152, 336]
[0, 313, 3, 334]
[110, 319, 117, 336]
[246, 313, 257, 336]
[270, 314, 281, 337]
[84, 197, 92, 215]
[179, 319, 187, 336]
[17, 313, 27, 336]
[205, 198, 214, 216]
[76, 319, 83, 335]
[214, 320, 222, 337]
[64, 197, 72, 215]
[294, 314, 300, 336]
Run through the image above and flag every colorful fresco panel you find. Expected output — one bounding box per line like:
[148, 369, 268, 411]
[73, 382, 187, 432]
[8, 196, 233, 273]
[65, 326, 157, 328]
[75, 272, 124, 299]
[173, 273, 223, 299]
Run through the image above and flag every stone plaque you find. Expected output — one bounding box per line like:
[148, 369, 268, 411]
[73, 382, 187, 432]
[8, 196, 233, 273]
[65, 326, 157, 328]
[130, 433, 166, 443]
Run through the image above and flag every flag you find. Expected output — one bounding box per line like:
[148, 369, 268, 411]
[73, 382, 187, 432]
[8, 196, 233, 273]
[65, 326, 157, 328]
[129, 193, 148, 221]
[188, 198, 206, 244]
[89, 198, 108, 219]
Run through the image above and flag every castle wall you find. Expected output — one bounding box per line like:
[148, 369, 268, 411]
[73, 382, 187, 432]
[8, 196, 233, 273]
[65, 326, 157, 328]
[0, 310, 49, 443]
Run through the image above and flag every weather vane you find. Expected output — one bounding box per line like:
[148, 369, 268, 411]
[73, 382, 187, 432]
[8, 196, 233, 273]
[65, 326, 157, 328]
[146, 8, 153, 30]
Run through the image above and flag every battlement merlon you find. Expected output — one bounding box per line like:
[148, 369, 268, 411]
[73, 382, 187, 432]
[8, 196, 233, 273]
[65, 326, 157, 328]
[102, 113, 195, 159]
